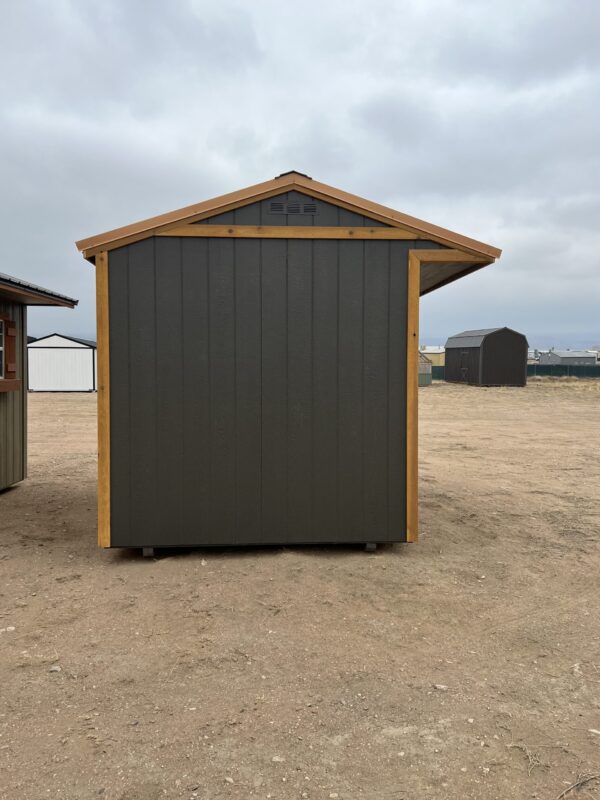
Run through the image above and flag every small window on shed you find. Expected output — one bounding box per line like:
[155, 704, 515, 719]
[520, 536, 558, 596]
[0, 316, 17, 380]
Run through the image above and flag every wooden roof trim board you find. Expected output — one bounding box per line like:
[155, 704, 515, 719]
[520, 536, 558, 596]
[155, 225, 418, 240]
[75, 171, 502, 261]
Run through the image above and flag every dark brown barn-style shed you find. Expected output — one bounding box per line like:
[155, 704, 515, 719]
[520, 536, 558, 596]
[445, 327, 528, 386]
[0, 273, 77, 491]
[76, 171, 501, 553]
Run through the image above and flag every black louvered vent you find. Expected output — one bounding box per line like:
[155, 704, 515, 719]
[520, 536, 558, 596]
[268, 200, 318, 215]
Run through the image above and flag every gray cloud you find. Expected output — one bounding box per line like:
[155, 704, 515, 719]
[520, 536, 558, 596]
[1, 0, 598, 347]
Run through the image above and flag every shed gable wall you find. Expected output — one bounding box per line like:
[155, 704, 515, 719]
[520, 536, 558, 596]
[195, 191, 392, 228]
[107, 236, 412, 547]
[481, 330, 527, 386]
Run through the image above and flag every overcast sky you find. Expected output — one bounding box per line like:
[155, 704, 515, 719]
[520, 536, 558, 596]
[2, 0, 599, 348]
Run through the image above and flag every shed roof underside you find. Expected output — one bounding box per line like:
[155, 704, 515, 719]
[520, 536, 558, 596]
[0, 272, 78, 307]
[76, 171, 501, 296]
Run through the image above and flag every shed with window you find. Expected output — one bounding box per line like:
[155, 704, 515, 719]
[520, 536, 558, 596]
[76, 171, 501, 553]
[0, 273, 77, 490]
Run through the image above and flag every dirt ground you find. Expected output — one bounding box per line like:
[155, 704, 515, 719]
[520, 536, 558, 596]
[1, 380, 600, 800]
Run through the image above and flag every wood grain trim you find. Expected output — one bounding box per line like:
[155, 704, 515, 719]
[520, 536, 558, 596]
[76, 174, 502, 261]
[95, 251, 111, 548]
[156, 225, 418, 240]
[295, 185, 501, 258]
[406, 251, 421, 543]
[0, 379, 22, 393]
[414, 249, 488, 264]
[78, 184, 298, 257]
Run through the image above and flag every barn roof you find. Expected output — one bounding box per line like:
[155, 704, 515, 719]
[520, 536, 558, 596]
[0, 272, 77, 307]
[75, 172, 502, 289]
[445, 327, 510, 348]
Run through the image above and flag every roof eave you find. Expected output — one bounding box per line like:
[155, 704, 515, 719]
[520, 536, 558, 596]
[0, 284, 78, 308]
[75, 173, 502, 262]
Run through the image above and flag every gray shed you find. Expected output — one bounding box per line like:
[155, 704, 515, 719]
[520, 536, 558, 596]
[76, 171, 501, 553]
[0, 273, 77, 490]
[445, 327, 528, 386]
[539, 350, 596, 366]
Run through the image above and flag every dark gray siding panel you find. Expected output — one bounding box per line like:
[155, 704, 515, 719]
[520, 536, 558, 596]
[106, 247, 131, 537]
[260, 240, 288, 542]
[155, 237, 185, 541]
[481, 330, 528, 386]
[234, 239, 262, 542]
[108, 237, 410, 547]
[387, 242, 409, 532]
[181, 239, 212, 541]
[0, 299, 26, 491]
[312, 241, 340, 538]
[286, 240, 313, 539]
[363, 241, 391, 538]
[337, 240, 365, 540]
[196, 192, 390, 228]
[207, 237, 236, 541]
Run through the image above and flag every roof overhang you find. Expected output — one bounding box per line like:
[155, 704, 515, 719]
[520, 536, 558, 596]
[75, 171, 501, 295]
[0, 273, 78, 308]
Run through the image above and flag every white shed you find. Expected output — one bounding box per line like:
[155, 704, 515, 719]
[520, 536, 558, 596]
[28, 333, 96, 391]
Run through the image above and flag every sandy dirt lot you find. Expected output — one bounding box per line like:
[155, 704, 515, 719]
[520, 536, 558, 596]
[1, 380, 600, 800]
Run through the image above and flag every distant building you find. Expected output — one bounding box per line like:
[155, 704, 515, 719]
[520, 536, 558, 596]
[419, 353, 433, 386]
[420, 345, 445, 367]
[444, 327, 528, 387]
[539, 350, 596, 366]
[28, 333, 97, 391]
[0, 272, 77, 490]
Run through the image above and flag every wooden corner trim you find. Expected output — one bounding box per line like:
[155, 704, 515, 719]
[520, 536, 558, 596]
[406, 251, 421, 542]
[406, 249, 484, 539]
[95, 251, 111, 548]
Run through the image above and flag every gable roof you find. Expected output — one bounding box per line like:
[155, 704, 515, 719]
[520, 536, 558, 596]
[0, 272, 77, 307]
[29, 333, 96, 348]
[445, 327, 525, 348]
[75, 171, 502, 262]
[550, 350, 596, 359]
